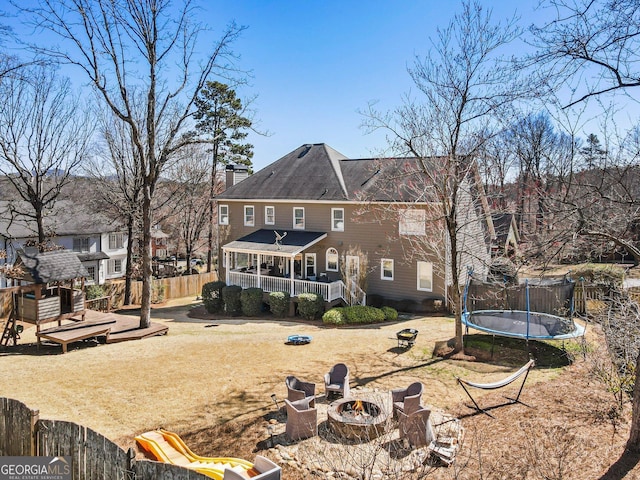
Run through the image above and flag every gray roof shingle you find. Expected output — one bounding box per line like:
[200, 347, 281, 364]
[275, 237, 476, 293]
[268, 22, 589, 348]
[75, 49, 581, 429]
[216, 143, 429, 203]
[12, 249, 89, 283]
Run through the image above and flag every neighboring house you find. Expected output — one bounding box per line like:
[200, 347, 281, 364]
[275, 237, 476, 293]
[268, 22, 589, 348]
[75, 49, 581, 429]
[491, 213, 519, 259]
[151, 225, 169, 259]
[215, 143, 494, 311]
[0, 200, 128, 287]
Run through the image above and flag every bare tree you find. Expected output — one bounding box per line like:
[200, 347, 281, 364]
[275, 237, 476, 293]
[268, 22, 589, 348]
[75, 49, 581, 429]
[23, 0, 244, 328]
[0, 64, 90, 247]
[363, 1, 524, 352]
[165, 145, 210, 271]
[531, 0, 640, 452]
[87, 110, 144, 305]
[530, 0, 640, 108]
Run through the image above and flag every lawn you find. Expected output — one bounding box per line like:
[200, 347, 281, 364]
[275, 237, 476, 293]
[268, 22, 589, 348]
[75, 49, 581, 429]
[0, 298, 636, 479]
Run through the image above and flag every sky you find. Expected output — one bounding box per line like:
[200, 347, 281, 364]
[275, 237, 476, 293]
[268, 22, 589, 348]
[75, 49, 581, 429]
[202, 1, 540, 171]
[5, 1, 638, 173]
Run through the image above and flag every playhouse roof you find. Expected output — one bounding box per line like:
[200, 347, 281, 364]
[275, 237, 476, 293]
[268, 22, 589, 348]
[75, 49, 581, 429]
[11, 249, 88, 284]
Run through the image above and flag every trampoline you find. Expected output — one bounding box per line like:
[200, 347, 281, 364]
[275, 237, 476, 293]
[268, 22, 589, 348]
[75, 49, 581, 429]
[462, 271, 585, 341]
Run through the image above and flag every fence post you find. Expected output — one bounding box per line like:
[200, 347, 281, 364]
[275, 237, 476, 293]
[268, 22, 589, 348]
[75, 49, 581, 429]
[30, 408, 39, 455]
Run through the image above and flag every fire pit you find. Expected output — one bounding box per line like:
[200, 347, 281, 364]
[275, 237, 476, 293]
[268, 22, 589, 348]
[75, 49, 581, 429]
[327, 398, 390, 441]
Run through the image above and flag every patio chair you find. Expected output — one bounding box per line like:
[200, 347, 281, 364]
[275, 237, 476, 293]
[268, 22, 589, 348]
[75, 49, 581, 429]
[324, 363, 350, 398]
[284, 397, 318, 441]
[397, 406, 435, 448]
[391, 381, 423, 419]
[285, 375, 316, 407]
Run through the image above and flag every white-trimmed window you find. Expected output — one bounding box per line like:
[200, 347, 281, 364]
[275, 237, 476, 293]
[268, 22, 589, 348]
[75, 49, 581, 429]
[109, 233, 124, 250]
[244, 205, 255, 226]
[417, 261, 433, 291]
[219, 204, 229, 225]
[332, 208, 345, 231]
[86, 266, 97, 283]
[108, 259, 123, 275]
[73, 237, 89, 253]
[305, 253, 316, 278]
[265, 206, 275, 225]
[381, 259, 394, 281]
[399, 208, 426, 235]
[326, 248, 339, 272]
[293, 207, 305, 229]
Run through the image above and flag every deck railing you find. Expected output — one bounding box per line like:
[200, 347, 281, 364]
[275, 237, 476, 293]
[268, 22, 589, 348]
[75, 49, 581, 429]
[227, 271, 363, 304]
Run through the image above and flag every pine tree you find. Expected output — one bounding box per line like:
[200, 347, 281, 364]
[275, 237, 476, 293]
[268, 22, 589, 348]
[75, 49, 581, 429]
[193, 82, 254, 272]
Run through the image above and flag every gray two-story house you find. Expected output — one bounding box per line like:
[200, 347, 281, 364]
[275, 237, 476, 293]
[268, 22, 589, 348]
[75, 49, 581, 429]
[215, 143, 493, 312]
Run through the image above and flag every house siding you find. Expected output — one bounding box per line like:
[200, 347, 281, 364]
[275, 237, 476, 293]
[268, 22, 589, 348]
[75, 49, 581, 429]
[218, 200, 447, 305]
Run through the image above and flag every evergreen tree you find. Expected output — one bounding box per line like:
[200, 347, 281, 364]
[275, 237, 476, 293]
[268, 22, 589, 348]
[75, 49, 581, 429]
[193, 81, 254, 272]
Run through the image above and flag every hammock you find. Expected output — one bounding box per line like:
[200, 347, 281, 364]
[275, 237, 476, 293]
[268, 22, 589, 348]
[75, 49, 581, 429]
[457, 359, 535, 418]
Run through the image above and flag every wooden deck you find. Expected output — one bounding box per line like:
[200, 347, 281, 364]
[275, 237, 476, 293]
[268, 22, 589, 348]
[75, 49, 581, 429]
[36, 310, 168, 353]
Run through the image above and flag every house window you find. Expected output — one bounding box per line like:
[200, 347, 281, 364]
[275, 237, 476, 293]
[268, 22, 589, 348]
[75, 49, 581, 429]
[108, 259, 123, 275]
[244, 205, 255, 226]
[332, 208, 345, 231]
[155, 237, 165, 246]
[399, 208, 426, 235]
[293, 207, 305, 229]
[156, 249, 167, 258]
[109, 233, 124, 249]
[381, 259, 394, 281]
[73, 238, 89, 253]
[219, 204, 229, 225]
[265, 206, 275, 225]
[326, 248, 339, 272]
[305, 253, 316, 278]
[86, 266, 97, 283]
[417, 261, 433, 291]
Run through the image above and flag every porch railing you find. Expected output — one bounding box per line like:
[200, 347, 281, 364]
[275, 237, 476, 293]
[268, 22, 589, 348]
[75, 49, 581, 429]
[227, 271, 366, 305]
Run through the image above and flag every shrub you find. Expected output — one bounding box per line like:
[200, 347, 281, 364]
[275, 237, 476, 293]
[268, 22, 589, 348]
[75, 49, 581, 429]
[343, 305, 385, 324]
[222, 285, 242, 316]
[381, 306, 398, 322]
[297, 293, 324, 320]
[202, 281, 226, 313]
[85, 284, 105, 300]
[241, 288, 263, 316]
[269, 291, 290, 318]
[151, 283, 165, 304]
[322, 308, 345, 325]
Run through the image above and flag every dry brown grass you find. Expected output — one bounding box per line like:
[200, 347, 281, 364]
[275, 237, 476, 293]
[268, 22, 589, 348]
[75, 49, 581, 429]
[1, 298, 638, 479]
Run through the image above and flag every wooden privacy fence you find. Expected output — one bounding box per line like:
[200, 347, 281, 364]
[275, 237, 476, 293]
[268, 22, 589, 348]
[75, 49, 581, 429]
[0, 272, 218, 317]
[105, 272, 218, 308]
[0, 397, 210, 480]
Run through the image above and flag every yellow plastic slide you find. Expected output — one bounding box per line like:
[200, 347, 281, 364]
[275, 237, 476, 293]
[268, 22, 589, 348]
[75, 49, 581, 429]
[135, 429, 256, 479]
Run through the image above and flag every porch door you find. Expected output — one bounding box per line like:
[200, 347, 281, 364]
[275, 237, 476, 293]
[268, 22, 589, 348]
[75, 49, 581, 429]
[305, 253, 316, 279]
[345, 255, 360, 280]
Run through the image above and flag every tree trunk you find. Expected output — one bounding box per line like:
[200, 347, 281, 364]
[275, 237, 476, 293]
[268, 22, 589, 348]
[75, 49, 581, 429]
[36, 209, 45, 249]
[124, 215, 135, 305]
[139, 188, 152, 329]
[627, 352, 640, 451]
[448, 216, 464, 353]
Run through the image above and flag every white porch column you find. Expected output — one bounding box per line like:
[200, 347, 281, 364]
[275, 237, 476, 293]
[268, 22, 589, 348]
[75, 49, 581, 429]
[290, 255, 295, 297]
[257, 253, 262, 288]
[225, 248, 230, 284]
